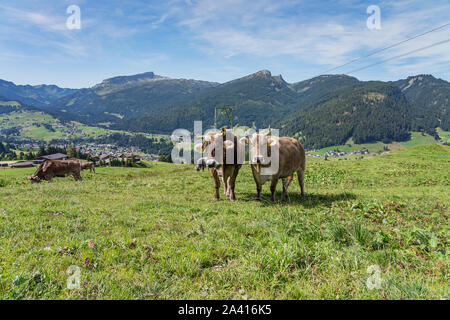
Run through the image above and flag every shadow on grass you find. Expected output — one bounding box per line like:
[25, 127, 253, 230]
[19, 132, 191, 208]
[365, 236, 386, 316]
[238, 190, 357, 208]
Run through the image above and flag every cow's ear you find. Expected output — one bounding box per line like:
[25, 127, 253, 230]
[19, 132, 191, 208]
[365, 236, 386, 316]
[42, 161, 51, 172]
[239, 137, 249, 145]
[267, 138, 278, 147]
[205, 130, 219, 141]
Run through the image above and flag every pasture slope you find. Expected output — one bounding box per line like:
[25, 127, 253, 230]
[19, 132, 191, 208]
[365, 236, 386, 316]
[0, 144, 448, 299]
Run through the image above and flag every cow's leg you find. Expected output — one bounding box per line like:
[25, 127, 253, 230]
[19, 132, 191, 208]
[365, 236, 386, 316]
[270, 177, 279, 202]
[288, 175, 294, 186]
[256, 184, 262, 201]
[297, 169, 305, 197]
[223, 175, 229, 196]
[223, 166, 234, 198]
[251, 166, 262, 201]
[73, 172, 82, 181]
[211, 169, 220, 201]
[226, 176, 232, 197]
[93, 167, 96, 174]
[228, 166, 240, 201]
[281, 177, 289, 199]
[228, 173, 236, 201]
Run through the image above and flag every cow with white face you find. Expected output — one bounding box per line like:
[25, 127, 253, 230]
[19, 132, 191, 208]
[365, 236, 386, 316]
[240, 131, 306, 201]
[195, 128, 243, 201]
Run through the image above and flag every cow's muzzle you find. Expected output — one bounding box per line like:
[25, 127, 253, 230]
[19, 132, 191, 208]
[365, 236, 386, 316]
[29, 176, 41, 183]
[252, 156, 269, 165]
[195, 158, 206, 171]
[205, 159, 219, 168]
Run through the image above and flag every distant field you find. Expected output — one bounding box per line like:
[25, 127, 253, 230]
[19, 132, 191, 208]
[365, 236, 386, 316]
[401, 132, 439, 148]
[0, 111, 63, 141]
[311, 132, 443, 155]
[0, 145, 448, 299]
[0, 111, 168, 143]
[437, 128, 450, 143]
[0, 101, 21, 107]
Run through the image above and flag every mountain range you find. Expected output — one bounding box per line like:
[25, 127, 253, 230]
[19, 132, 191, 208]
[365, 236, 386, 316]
[0, 70, 448, 149]
[0, 79, 77, 107]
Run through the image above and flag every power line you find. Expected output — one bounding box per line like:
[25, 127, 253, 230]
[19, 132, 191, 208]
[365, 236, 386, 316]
[345, 38, 450, 74]
[319, 22, 450, 75]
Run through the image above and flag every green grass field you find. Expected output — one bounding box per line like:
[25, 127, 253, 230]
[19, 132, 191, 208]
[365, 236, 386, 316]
[0, 145, 448, 299]
[312, 132, 445, 155]
[437, 128, 450, 143]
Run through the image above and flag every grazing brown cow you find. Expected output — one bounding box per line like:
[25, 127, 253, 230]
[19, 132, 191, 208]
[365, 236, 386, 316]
[81, 161, 95, 173]
[240, 132, 306, 201]
[195, 128, 243, 201]
[29, 160, 82, 183]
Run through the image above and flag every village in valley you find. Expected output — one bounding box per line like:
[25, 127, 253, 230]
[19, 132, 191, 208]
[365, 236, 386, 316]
[306, 147, 374, 159]
[0, 141, 161, 169]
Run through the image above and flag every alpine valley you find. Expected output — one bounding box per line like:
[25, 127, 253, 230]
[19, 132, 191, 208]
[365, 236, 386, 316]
[1, 70, 448, 150]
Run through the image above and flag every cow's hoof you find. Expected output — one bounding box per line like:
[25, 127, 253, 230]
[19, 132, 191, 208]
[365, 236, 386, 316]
[213, 198, 219, 201]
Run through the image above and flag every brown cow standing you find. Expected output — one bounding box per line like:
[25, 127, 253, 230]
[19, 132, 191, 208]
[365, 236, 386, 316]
[81, 161, 95, 173]
[240, 132, 306, 201]
[29, 160, 82, 183]
[195, 128, 243, 201]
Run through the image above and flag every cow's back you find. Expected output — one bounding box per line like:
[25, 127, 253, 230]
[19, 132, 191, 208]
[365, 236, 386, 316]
[45, 160, 81, 176]
[277, 137, 305, 177]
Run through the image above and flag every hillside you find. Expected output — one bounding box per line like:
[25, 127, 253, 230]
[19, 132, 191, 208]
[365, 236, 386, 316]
[282, 82, 411, 149]
[2, 71, 448, 150]
[289, 74, 360, 108]
[0, 145, 448, 299]
[109, 71, 446, 150]
[45, 72, 219, 125]
[393, 75, 450, 136]
[0, 79, 77, 107]
[0, 96, 113, 142]
[118, 70, 302, 132]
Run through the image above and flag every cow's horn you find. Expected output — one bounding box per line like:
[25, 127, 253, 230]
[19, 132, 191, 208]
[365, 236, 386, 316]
[206, 130, 219, 136]
[267, 137, 278, 147]
[239, 137, 249, 145]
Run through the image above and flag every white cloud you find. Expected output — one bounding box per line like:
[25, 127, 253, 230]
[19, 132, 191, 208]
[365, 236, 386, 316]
[156, 0, 450, 76]
[0, 4, 66, 31]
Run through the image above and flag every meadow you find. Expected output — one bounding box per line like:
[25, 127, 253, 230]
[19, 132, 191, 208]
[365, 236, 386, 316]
[311, 130, 449, 155]
[0, 144, 448, 299]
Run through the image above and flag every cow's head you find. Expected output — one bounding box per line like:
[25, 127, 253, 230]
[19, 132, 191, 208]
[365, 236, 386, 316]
[194, 128, 237, 169]
[28, 161, 49, 183]
[239, 131, 278, 166]
[29, 174, 42, 183]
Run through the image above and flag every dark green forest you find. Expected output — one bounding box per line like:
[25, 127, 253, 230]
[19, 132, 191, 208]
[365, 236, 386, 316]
[282, 83, 411, 148]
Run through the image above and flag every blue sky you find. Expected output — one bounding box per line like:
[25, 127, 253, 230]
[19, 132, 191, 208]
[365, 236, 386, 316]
[0, 0, 449, 88]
